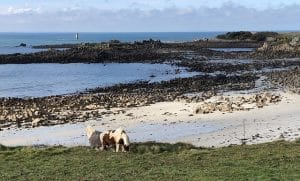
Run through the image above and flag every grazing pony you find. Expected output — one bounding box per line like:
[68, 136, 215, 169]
[86, 126, 102, 149]
[100, 127, 130, 152]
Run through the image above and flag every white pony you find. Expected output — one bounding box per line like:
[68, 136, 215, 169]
[100, 127, 130, 152]
[86, 126, 102, 149]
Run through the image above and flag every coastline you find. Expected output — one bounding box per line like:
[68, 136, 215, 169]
[1, 36, 300, 148]
[1, 90, 299, 148]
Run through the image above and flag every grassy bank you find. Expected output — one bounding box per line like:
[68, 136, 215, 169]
[1, 141, 300, 180]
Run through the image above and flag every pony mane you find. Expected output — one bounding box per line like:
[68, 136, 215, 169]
[115, 127, 125, 134]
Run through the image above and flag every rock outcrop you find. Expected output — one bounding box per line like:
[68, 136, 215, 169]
[194, 93, 281, 114]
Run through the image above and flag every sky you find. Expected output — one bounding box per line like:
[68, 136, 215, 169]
[0, 0, 299, 32]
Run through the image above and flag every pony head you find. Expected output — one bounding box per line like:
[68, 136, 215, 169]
[120, 132, 130, 151]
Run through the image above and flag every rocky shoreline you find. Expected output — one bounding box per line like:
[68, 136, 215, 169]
[1, 38, 300, 131]
[267, 66, 300, 94]
[0, 40, 262, 64]
[0, 39, 299, 64]
[0, 74, 256, 130]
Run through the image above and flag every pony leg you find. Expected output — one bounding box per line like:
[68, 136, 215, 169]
[100, 143, 107, 151]
[121, 145, 125, 152]
[116, 144, 120, 152]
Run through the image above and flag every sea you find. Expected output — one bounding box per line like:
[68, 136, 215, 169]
[0, 32, 221, 46]
[0, 32, 223, 55]
[0, 32, 221, 97]
[0, 63, 199, 98]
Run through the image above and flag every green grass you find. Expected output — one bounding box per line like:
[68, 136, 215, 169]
[1, 140, 300, 181]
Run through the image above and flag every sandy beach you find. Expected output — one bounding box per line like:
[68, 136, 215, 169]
[1, 88, 299, 148]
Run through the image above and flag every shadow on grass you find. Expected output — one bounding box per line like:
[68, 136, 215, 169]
[1, 139, 300, 154]
[130, 141, 202, 154]
[0, 142, 203, 154]
[0, 144, 23, 151]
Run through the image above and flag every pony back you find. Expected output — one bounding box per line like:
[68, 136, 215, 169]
[114, 127, 126, 135]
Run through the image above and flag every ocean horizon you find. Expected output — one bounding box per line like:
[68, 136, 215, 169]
[0, 32, 223, 47]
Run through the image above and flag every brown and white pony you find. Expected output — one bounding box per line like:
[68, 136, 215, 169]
[100, 127, 130, 152]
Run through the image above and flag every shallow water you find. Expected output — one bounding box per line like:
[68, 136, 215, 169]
[206, 59, 254, 65]
[0, 47, 48, 55]
[209, 48, 255, 52]
[0, 47, 67, 55]
[0, 63, 198, 98]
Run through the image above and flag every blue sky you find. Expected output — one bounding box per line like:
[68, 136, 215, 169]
[0, 0, 300, 32]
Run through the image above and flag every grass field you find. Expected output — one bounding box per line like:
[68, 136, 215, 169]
[1, 140, 300, 181]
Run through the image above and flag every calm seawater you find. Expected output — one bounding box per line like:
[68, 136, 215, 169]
[0, 32, 223, 54]
[0, 32, 209, 97]
[0, 63, 198, 98]
[0, 32, 222, 54]
[0, 32, 222, 47]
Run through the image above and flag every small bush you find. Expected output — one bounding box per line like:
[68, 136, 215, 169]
[216, 31, 252, 40]
[0, 144, 7, 151]
[217, 31, 278, 41]
[251, 32, 279, 41]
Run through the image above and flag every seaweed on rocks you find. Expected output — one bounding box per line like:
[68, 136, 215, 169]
[0, 74, 257, 130]
[0, 40, 262, 64]
[267, 66, 300, 94]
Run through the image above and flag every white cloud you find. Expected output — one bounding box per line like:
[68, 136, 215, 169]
[0, 6, 41, 15]
[0, 3, 299, 32]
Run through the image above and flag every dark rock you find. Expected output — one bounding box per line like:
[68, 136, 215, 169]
[18, 43, 27, 47]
